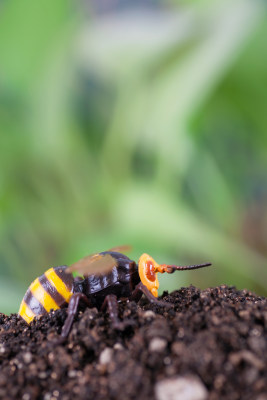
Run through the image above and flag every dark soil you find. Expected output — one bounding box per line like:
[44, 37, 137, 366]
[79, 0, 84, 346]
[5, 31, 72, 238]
[0, 285, 266, 400]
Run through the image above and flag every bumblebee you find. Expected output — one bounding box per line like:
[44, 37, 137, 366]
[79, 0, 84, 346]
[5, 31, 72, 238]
[18, 246, 211, 337]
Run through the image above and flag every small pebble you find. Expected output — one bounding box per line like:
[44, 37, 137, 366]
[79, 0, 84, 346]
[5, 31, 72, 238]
[149, 338, 167, 352]
[113, 343, 124, 351]
[68, 370, 77, 378]
[22, 352, 32, 364]
[99, 348, 113, 365]
[144, 310, 156, 319]
[155, 376, 208, 400]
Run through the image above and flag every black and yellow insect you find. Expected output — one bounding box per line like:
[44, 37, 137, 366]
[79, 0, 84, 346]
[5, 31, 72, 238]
[18, 266, 73, 324]
[18, 245, 211, 337]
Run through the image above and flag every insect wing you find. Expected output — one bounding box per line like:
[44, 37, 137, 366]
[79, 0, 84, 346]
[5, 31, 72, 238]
[108, 245, 132, 253]
[67, 253, 118, 276]
[67, 253, 101, 273]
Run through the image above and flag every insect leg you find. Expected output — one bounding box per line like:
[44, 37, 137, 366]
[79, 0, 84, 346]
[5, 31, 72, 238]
[129, 285, 143, 303]
[101, 294, 132, 330]
[133, 282, 172, 308]
[101, 294, 121, 328]
[61, 293, 92, 338]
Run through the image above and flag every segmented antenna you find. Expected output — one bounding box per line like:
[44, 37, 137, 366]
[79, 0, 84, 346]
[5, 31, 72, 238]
[162, 263, 212, 273]
[172, 262, 211, 270]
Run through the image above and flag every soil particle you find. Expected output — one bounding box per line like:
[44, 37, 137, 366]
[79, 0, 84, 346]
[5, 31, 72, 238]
[155, 375, 208, 400]
[99, 348, 113, 365]
[0, 285, 266, 400]
[149, 338, 167, 352]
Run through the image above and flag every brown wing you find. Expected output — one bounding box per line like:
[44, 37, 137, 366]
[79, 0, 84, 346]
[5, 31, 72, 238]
[108, 245, 132, 253]
[67, 253, 118, 276]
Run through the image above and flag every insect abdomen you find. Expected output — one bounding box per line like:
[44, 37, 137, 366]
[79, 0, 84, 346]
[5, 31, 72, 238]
[18, 266, 74, 324]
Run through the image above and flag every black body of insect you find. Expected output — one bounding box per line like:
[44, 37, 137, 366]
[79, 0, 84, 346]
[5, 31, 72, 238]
[18, 246, 211, 338]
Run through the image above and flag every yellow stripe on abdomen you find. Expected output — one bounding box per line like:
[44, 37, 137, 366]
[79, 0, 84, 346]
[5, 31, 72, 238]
[44, 268, 72, 303]
[30, 278, 60, 313]
[18, 300, 36, 324]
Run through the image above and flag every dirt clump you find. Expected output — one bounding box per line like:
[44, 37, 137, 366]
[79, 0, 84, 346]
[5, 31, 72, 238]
[0, 285, 266, 400]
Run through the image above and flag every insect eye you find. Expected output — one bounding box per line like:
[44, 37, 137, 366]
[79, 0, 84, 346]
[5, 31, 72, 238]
[145, 260, 156, 282]
[138, 254, 160, 298]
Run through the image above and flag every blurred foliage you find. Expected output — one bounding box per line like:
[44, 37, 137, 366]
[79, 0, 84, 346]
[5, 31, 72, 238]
[0, 0, 266, 314]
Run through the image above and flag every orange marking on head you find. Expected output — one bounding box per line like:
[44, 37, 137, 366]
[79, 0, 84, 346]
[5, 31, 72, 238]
[145, 260, 156, 282]
[138, 254, 160, 297]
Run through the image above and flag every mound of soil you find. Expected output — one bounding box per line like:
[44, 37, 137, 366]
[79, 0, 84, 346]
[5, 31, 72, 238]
[0, 285, 266, 400]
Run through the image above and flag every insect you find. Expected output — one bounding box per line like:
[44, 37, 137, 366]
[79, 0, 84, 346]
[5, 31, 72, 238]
[18, 246, 211, 338]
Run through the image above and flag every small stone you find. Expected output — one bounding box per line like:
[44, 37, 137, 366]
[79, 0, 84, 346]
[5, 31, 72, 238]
[99, 348, 113, 365]
[23, 352, 32, 364]
[155, 376, 208, 400]
[144, 310, 156, 319]
[149, 338, 167, 352]
[113, 343, 124, 351]
[68, 370, 77, 378]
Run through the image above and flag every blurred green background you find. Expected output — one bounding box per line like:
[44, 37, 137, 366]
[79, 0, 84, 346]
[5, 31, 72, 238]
[0, 0, 266, 314]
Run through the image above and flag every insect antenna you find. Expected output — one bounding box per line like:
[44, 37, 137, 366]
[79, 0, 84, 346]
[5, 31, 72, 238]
[160, 262, 212, 274]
